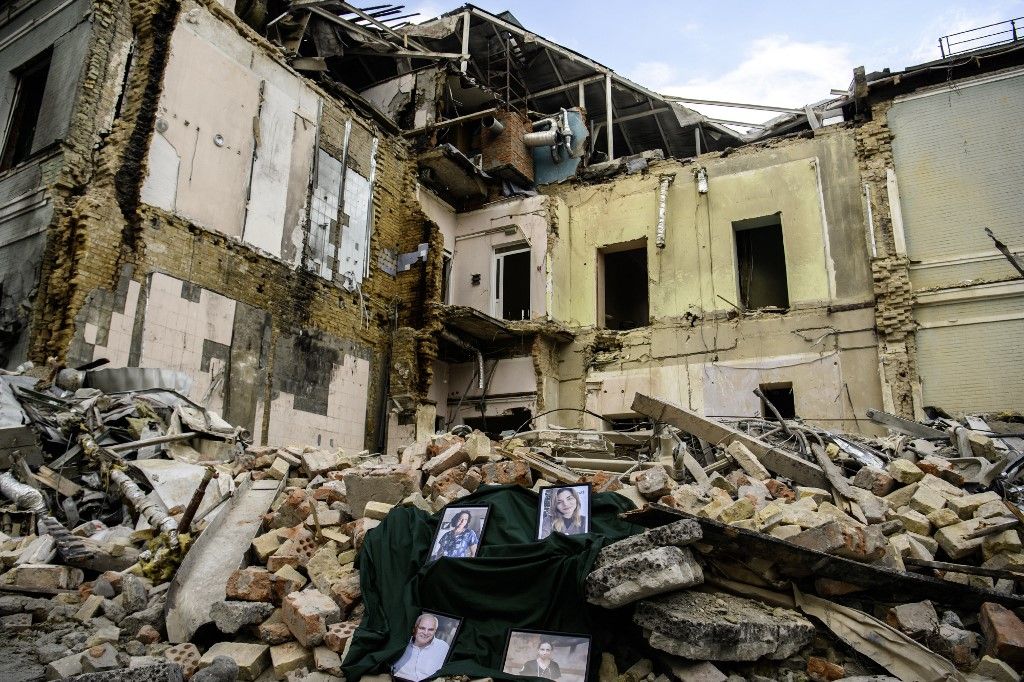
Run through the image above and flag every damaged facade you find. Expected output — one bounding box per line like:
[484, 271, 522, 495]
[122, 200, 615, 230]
[0, 2, 1022, 681]
[0, 2, 1021, 447]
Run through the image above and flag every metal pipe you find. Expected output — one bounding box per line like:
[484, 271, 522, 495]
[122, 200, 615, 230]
[604, 73, 614, 160]
[655, 174, 675, 249]
[481, 115, 505, 136]
[523, 129, 558, 147]
[111, 469, 179, 548]
[179, 467, 217, 532]
[0, 472, 47, 515]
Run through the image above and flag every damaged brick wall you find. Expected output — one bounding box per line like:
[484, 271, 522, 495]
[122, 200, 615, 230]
[22, 0, 438, 450]
[855, 101, 920, 419]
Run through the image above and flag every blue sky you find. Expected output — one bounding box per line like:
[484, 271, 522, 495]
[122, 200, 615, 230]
[406, 1, 1024, 125]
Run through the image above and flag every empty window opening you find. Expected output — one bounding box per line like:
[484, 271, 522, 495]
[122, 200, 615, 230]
[494, 245, 530, 320]
[607, 414, 652, 432]
[1, 49, 52, 172]
[734, 215, 789, 311]
[599, 241, 649, 330]
[463, 407, 531, 440]
[760, 382, 795, 420]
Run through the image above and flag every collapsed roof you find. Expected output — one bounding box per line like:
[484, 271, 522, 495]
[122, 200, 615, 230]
[266, 2, 746, 158]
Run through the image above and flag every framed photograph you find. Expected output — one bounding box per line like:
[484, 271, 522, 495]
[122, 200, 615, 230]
[392, 610, 462, 682]
[501, 629, 592, 682]
[537, 484, 591, 540]
[428, 505, 490, 561]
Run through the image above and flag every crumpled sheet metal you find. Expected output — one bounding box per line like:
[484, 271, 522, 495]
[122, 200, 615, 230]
[85, 367, 193, 395]
[131, 459, 234, 526]
[793, 586, 965, 682]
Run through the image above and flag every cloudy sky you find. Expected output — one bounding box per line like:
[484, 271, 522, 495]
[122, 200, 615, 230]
[404, 1, 1024, 127]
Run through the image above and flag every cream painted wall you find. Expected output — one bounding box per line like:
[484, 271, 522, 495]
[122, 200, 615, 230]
[141, 2, 320, 259]
[556, 157, 833, 327]
[447, 195, 550, 320]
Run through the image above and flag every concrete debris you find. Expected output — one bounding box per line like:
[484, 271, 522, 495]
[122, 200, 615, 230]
[0, 354, 1021, 682]
[634, 590, 816, 661]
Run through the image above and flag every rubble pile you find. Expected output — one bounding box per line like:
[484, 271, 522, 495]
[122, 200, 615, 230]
[0, 365, 1022, 682]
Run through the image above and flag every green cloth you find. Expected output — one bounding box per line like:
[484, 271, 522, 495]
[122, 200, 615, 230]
[343, 484, 641, 681]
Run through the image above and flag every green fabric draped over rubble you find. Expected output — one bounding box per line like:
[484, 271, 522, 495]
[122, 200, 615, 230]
[343, 484, 642, 681]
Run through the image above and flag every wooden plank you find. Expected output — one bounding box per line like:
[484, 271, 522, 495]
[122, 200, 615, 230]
[33, 466, 81, 497]
[810, 444, 856, 502]
[631, 393, 828, 488]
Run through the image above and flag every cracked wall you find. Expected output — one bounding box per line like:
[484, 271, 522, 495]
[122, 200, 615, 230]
[16, 0, 432, 449]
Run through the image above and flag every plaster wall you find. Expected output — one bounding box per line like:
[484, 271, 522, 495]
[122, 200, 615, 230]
[447, 195, 549, 319]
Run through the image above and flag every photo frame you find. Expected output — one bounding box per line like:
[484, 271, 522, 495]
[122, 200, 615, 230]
[537, 484, 591, 540]
[427, 505, 491, 561]
[501, 628, 592, 682]
[392, 610, 462, 682]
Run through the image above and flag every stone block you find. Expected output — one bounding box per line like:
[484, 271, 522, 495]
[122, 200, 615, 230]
[343, 466, 421, 518]
[980, 602, 1024, 668]
[907, 484, 946, 516]
[885, 600, 938, 640]
[974, 655, 1021, 682]
[935, 518, 986, 560]
[81, 643, 119, 672]
[634, 590, 815, 661]
[75, 594, 105, 622]
[192, 656, 239, 682]
[71, 662, 186, 681]
[362, 501, 394, 521]
[258, 609, 293, 645]
[479, 460, 532, 487]
[726, 441, 770, 481]
[927, 508, 961, 529]
[884, 482, 919, 509]
[789, 520, 886, 562]
[282, 589, 341, 647]
[796, 487, 831, 504]
[314, 647, 342, 675]
[852, 466, 896, 496]
[199, 642, 270, 681]
[271, 641, 314, 679]
[888, 459, 924, 484]
[267, 458, 291, 480]
[228, 567, 275, 602]
[424, 444, 469, 477]
[769, 524, 803, 540]
[949, 491, 1002, 519]
[918, 473, 965, 499]
[636, 466, 673, 500]
[8, 563, 84, 590]
[722, 497, 757, 525]
[45, 651, 84, 680]
[895, 507, 932, 536]
[983, 530, 1022, 561]
[463, 431, 492, 462]
[302, 451, 346, 477]
[252, 531, 284, 562]
[586, 546, 703, 608]
[210, 600, 275, 634]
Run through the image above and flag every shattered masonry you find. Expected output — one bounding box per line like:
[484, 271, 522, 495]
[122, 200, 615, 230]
[0, 1, 1022, 681]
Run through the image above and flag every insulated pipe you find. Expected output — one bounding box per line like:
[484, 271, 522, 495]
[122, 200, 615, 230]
[655, 173, 675, 249]
[523, 128, 559, 148]
[0, 472, 48, 515]
[481, 116, 505, 136]
[110, 469, 179, 548]
[440, 330, 484, 391]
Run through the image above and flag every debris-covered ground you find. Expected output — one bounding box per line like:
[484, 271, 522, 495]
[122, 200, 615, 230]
[0, 363, 1022, 682]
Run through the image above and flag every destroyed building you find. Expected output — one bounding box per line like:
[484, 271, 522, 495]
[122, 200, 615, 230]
[0, 2, 1023, 681]
[0, 0, 1021, 449]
